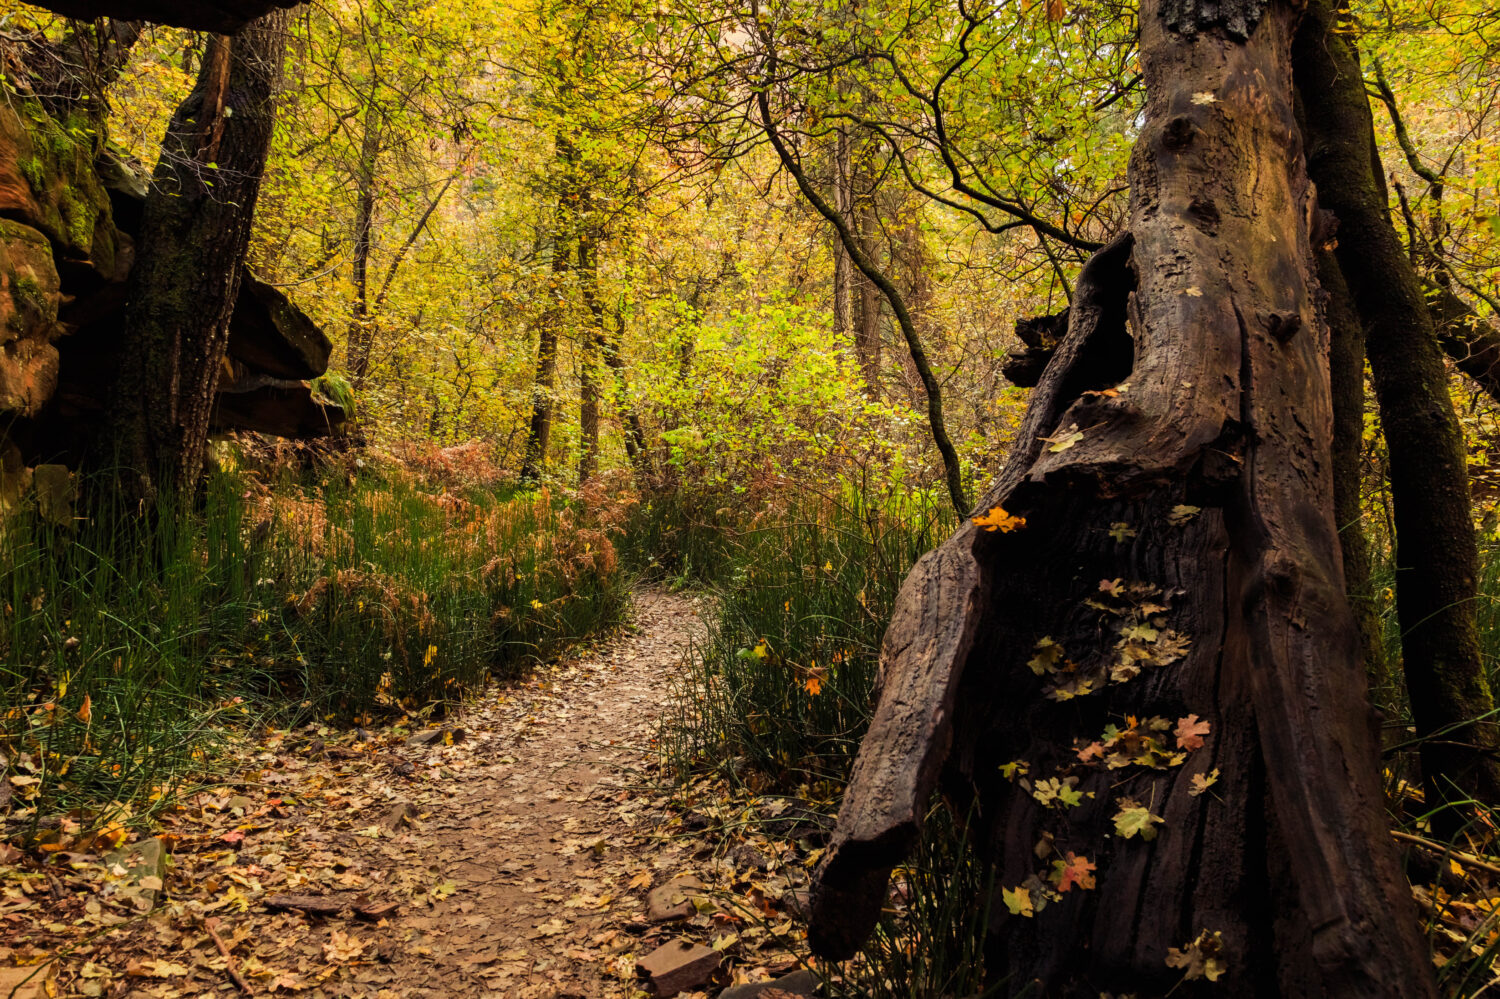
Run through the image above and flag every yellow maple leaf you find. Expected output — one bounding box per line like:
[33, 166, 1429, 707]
[973, 506, 1027, 533]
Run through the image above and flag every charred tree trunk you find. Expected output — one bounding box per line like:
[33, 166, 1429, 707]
[1294, 0, 1500, 810]
[104, 12, 289, 500]
[807, 0, 1432, 994]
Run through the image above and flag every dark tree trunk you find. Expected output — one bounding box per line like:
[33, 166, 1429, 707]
[606, 308, 649, 478]
[1294, 0, 1500, 811]
[1319, 244, 1389, 684]
[104, 12, 289, 500]
[807, 0, 1433, 994]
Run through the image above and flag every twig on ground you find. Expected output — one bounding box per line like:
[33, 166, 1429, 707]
[203, 917, 253, 995]
[1392, 829, 1500, 877]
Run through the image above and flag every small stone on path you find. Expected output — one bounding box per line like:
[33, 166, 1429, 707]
[647, 874, 705, 921]
[636, 937, 722, 996]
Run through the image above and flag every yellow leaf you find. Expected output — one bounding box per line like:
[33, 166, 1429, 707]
[973, 506, 1027, 533]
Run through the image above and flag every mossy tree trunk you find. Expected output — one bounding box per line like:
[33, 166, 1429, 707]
[1294, 0, 1500, 811]
[806, 0, 1433, 992]
[103, 11, 290, 502]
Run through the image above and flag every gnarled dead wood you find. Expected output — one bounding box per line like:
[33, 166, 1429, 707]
[808, 1, 1432, 994]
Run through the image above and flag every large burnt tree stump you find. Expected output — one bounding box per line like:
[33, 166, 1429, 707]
[807, 0, 1433, 994]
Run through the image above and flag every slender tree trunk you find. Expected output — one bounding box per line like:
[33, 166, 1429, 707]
[1295, 0, 1500, 810]
[850, 185, 882, 392]
[606, 307, 649, 478]
[1319, 244, 1390, 685]
[806, 0, 1432, 992]
[520, 218, 569, 482]
[577, 226, 603, 483]
[831, 127, 854, 342]
[758, 93, 967, 513]
[345, 102, 381, 384]
[104, 12, 289, 501]
[521, 138, 577, 483]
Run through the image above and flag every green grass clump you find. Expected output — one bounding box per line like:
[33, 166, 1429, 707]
[0, 462, 629, 827]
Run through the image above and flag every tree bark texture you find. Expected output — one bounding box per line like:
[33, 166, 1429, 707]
[1294, 0, 1500, 810]
[807, 1, 1433, 994]
[104, 11, 289, 500]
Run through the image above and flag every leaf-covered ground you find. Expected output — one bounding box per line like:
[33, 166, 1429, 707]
[1, 590, 824, 999]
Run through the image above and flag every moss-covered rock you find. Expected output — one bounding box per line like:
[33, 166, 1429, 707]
[0, 96, 119, 280]
[0, 219, 61, 343]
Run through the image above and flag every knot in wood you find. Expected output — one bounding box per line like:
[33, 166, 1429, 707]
[1265, 312, 1301, 343]
[1162, 116, 1199, 150]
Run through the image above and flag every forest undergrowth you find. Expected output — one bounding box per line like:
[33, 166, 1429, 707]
[0, 442, 631, 844]
[7, 444, 1500, 997]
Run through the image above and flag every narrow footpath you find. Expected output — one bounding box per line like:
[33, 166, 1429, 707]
[1, 590, 821, 999]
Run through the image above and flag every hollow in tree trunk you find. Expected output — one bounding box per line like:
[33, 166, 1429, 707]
[806, 0, 1433, 993]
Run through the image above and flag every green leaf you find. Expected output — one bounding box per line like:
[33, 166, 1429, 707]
[1113, 800, 1164, 841]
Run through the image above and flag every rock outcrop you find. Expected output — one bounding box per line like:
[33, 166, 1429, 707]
[32, 1, 303, 34]
[0, 88, 343, 466]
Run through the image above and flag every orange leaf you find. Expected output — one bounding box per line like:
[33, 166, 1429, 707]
[1175, 714, 1211, 750]
[1050, 852, 1096, 892]
[973, 506, 1027, 533]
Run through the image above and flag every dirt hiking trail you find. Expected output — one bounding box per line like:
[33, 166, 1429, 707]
[2, 589, 821, 999]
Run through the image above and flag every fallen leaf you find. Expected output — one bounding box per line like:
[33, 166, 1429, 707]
[323, 929, 366, 963]
[972, 506, 1027, 533]
[1049, 852, 1097, 892]
[1114, 800, 1165, 841]
[1175, 715, 1211, 751]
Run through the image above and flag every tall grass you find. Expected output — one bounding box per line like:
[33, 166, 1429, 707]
[0, 461, 629, 826]
[658, 484, 955, 791]
[824, 806, 1004, 999]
